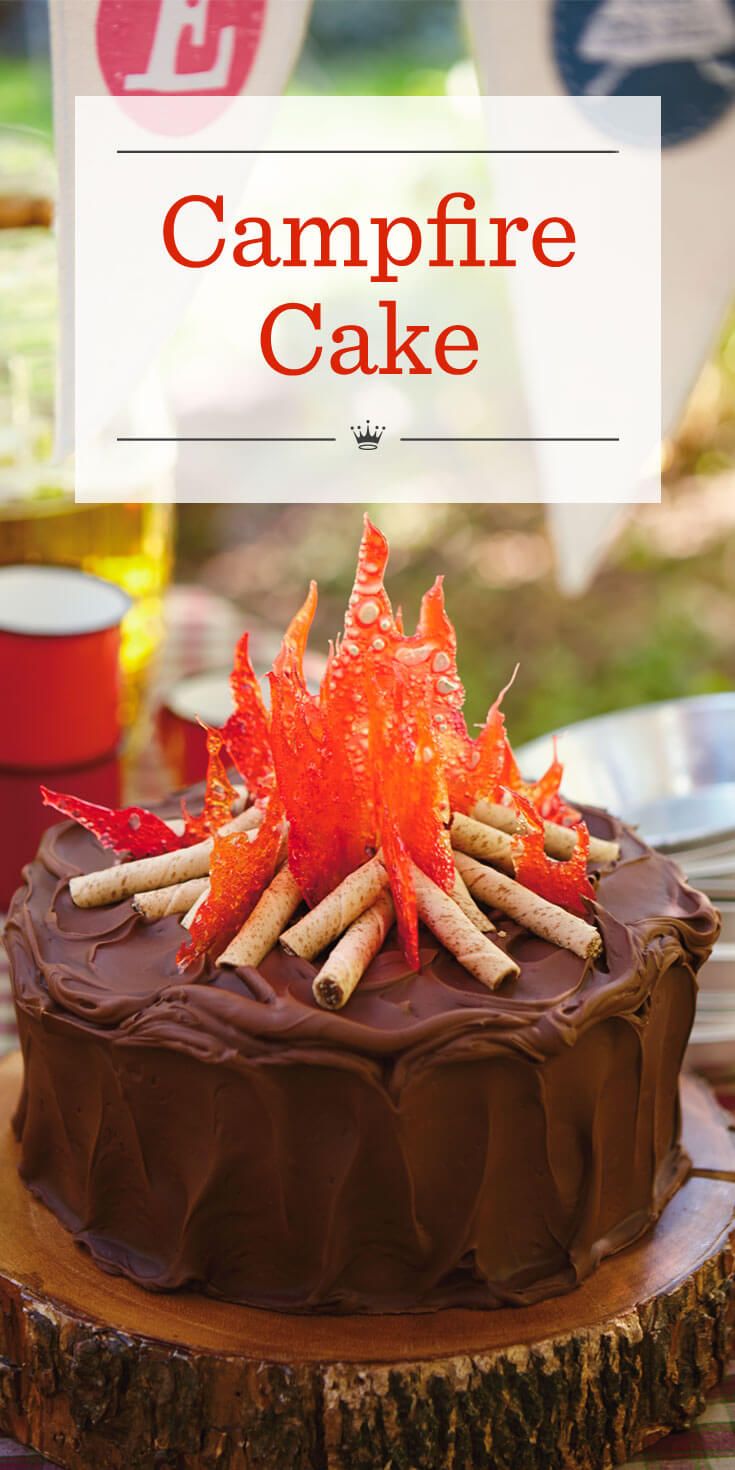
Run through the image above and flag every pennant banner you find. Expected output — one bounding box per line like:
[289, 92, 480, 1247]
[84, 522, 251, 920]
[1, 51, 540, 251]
[49, 0, 313, 456]
[465, 0, 735, 591]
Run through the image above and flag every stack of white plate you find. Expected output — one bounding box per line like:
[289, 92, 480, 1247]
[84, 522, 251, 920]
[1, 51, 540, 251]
[517, 693, 735, 1079]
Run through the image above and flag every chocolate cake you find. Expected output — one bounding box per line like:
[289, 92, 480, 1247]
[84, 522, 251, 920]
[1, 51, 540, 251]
[6, 799, 717, 1314]
[4, 520, 720, 1315]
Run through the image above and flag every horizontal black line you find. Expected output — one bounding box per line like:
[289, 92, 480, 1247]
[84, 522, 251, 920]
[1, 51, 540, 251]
[118, 435, 619, 445]
[116, 435, 337, 443]
[117, 148, 620, 155]
[400, 436, 620, 443]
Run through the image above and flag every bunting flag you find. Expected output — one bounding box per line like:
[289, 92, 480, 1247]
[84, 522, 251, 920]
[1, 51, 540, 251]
[48, 0, 313, 455]
[465, 0, 735, 592]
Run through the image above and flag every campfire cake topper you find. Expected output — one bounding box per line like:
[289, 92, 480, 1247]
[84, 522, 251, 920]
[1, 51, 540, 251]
[43, 518, 619, 1011]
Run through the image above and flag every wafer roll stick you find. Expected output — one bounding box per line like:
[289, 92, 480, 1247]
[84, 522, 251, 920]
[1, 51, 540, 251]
[411, 864, 518, 991]
[450, 813, 515, 873]
[225, 804, 262, 831]
[69, 809, 258, 909]
[454, 851, 602, 960]
[451, 864, 495, 932]
[280, 855, 389, 960]
[218, 866, 302, 968]
[229, 784, 249, 814]
[132, 877, 209, 921]
[181, 882, 210, 931]
[471, 799, 619, 866]
[313, 890, 396, 1011]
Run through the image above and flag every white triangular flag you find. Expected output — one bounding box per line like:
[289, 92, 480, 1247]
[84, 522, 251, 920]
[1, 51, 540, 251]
[49, 0, 313, 456]
[547, 503, 625, 594]
[465, 0, 735, 592]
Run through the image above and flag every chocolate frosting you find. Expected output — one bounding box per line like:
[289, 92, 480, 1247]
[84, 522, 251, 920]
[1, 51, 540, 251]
[6, 798, 719, 1314]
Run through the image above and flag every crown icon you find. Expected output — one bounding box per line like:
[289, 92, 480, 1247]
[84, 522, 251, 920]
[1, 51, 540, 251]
[351, 420, 385, 451]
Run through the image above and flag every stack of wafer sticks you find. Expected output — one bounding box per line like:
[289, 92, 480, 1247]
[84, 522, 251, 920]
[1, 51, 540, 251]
[68, 794, 619, 1014]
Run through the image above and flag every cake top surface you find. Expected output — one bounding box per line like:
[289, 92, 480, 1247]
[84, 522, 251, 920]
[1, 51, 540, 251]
[9, 797, 716, 1068]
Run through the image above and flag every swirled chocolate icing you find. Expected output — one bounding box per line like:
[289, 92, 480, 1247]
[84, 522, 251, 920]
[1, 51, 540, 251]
[6, 796, 719, 1314]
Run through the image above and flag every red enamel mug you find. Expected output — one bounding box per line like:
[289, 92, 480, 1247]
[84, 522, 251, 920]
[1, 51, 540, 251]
[157, 669, 234, 788]
[0, 752, 121, 911]
[0, 565, 131, 769]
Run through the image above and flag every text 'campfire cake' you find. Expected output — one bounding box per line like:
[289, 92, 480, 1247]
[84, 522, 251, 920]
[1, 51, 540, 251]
[6, 520, 719, 1314]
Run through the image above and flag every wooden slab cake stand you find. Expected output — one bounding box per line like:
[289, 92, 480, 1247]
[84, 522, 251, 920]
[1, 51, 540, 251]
[0, 1052, 734, 1470]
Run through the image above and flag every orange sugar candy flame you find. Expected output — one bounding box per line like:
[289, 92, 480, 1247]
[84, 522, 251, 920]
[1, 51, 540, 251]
[46, 513, 597, 969]
[40, 787, 185, 859]
[367, 667, 454, 970]
[220, 632, 274, 800]
[181, 726, 241, 842]
[504, 735, 580, 827]
[441, 666, 518, 815]
[177, 795, 285, 968]
[269, 583, 373, 905]
[510, 789, 595, 917]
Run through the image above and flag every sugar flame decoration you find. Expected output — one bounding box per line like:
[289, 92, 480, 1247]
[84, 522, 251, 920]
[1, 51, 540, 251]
[181, 726, 241, 842]
[183, 796, 285, 967]
[44, 517, 597, 970]
[40, 789, 184, 860]
[509, 790, 595, 917]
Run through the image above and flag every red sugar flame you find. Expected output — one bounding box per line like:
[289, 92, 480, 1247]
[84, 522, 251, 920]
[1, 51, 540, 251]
[40, 788, 184, 859]
[367, 671, 453, 969]
[220, 632, 274, 800]
[45, 514, 593, 968]
[504, 736, 580, 827]
[509, 790, 595, 917]
[267, 522, 458, 961]
[177, 795, 285, 968]
[269, 583, 373, 905]
[440, 666, 518, 814]
[181, 726, 241, 842]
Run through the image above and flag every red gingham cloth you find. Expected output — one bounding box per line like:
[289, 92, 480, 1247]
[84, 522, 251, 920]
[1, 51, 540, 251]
[1, 588, 733, 1469]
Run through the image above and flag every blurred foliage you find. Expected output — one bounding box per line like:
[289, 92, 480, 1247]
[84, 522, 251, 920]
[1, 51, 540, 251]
[302, 0, 461, 57]
[0, 0, 52, 131]
[0, 57, 52, 134]
[291, 0, 464, 95]
[665, 310, 735, 480]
